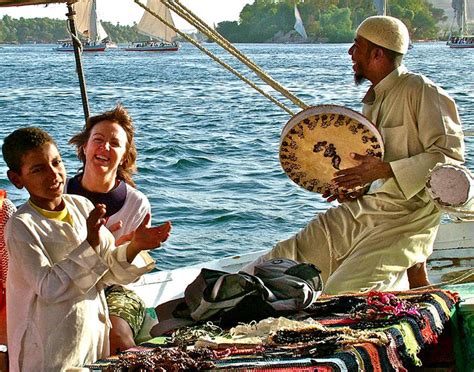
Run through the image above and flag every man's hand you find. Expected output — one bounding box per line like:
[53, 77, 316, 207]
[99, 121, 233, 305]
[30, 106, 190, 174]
[87, 204, 107, 248]
[126, 214, 172, 263]
[331, 153, 393, 190]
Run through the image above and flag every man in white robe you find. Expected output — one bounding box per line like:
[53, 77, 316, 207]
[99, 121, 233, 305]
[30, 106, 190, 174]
[245, 16, 465, 294]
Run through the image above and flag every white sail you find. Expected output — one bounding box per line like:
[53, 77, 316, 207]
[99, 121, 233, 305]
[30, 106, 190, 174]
[89, 0, 108, 43]
[136, 0, 177, 43]
[73, 0, 91, 35]
[74, 0, 108, 44]
[294, 4, 307, 39]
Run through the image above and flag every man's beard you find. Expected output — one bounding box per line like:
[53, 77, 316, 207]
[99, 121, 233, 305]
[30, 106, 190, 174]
[354, 72, 366, 86]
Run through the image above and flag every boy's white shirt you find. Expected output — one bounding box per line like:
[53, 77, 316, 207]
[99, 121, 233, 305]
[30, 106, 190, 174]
[5, 194, 155, 372]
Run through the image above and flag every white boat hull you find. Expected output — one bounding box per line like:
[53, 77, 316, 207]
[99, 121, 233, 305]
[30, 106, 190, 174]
[130, 220, 474, 308]
[124, 45, 179, 52]
[54, 44, 107, 52]
[449, 43, 474, 49]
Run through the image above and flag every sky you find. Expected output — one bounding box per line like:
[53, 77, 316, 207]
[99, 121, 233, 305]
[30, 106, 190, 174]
[0, 0, 254, 31]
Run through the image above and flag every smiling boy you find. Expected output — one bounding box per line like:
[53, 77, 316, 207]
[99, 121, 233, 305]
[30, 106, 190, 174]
[2, 127, 171, 371]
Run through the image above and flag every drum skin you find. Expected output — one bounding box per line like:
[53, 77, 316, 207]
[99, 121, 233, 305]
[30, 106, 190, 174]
[426, 164, 473, 207]
[279, 105, 384, 194]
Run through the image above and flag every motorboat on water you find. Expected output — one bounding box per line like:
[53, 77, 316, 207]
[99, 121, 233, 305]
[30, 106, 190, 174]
[447, 0, 473, 48]
[124, 40, 179, 52]
[448, 35, 474, 48]
[104, 37, 118, 49]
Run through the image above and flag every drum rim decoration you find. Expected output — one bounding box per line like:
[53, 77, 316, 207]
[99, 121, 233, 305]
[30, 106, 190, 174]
[279, 104, 384, 194]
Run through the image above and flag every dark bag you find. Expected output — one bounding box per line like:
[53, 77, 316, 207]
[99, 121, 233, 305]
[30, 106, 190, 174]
[254, 258, 323, 311]
[152, 258, 322, 336]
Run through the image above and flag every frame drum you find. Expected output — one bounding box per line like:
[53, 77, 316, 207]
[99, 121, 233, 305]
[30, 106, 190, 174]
[279, 105, 384, 194]
[426, 163, 473, 208]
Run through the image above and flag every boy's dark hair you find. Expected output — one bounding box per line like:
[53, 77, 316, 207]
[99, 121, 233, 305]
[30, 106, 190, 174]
[2, 127, 56, 173]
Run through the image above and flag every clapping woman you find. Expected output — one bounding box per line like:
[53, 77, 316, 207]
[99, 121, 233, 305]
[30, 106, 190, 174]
[67, 104, 163, 353]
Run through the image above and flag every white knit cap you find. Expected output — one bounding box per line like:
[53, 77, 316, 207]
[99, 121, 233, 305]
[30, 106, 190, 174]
[356, 16, 410, 54]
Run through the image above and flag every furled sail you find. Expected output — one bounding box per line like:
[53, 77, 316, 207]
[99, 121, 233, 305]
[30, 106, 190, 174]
[373, 0, 387, 16]
[74, 0, 108, 44]
[294, 4, 307, 39]
[452, 0, 469, 34]
[136, 0, 177, 43]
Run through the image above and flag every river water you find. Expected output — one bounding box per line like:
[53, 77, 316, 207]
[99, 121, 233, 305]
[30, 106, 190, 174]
[0, 42, 472, 270]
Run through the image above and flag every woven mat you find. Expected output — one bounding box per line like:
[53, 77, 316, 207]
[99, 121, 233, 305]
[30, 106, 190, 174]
[86, 289, 459, 371]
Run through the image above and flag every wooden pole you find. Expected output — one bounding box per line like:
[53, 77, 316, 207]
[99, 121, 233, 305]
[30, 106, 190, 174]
[66, 1, 90, 121]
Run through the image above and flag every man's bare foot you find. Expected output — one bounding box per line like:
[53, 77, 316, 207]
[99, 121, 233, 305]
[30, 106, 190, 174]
[407, 262, 431, 288]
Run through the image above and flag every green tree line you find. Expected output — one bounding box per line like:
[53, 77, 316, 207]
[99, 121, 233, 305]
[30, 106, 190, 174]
[0, 0, 447, 44]
[216, 0, 448, 43]
[0, 15, 141, 44]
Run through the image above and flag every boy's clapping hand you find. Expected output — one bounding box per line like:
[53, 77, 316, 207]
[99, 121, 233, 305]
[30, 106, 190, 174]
[86, 204, 107, 248]
[87, 205, 171, 262]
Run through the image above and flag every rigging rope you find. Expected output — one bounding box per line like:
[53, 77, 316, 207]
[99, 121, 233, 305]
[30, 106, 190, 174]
[133, 0, 474, 138]
[164, 0, 309, 111]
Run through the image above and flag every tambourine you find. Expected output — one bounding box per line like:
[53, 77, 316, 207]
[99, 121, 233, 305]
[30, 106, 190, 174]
[279, 105, 384, 194]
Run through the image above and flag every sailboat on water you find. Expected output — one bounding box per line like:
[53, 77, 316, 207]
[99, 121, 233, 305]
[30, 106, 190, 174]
[124, 0, 179, 52]
[447, 0, 473, 48]
[54, 0, 108, 52]
[293, 4, 308, 41]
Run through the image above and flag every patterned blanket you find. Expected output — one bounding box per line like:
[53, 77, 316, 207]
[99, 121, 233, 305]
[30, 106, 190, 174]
[86, 289, 459, 371]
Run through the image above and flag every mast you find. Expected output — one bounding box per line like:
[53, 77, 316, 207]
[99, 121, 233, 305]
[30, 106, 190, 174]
[66, 2, 90, 121]
[461, 0, 468, 35]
